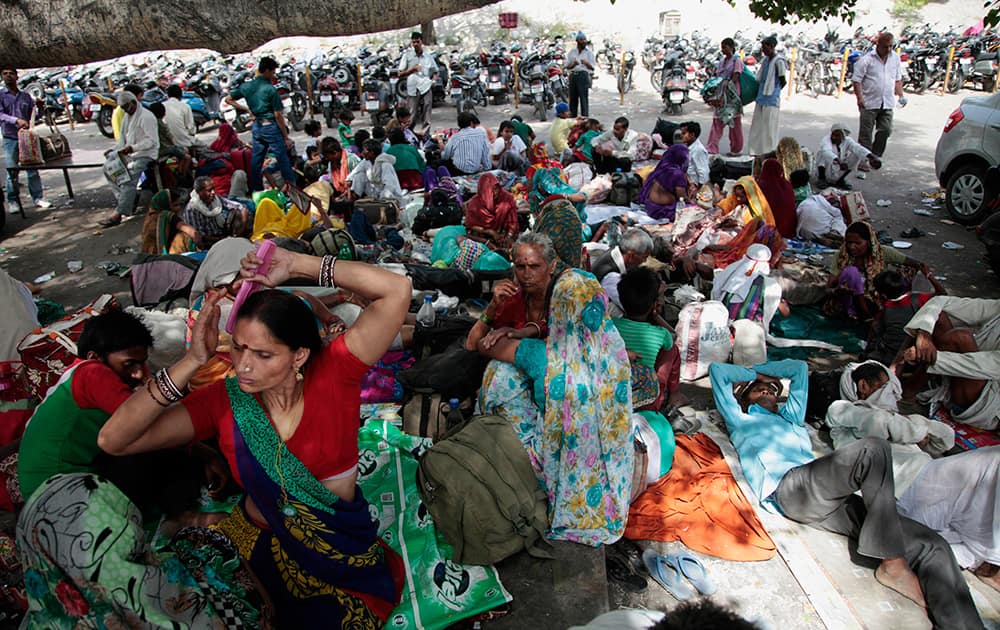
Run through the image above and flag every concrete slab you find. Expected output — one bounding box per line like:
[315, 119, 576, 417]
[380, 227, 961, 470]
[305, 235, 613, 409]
[490, 541, 610, 628]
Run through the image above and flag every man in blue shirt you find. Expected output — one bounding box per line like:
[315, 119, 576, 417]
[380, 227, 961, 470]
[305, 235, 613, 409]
[0, 66, 53, 216]
[710, 359, 984, 630]
[440, 112, 491, 175]
[746, 36, 786, 156]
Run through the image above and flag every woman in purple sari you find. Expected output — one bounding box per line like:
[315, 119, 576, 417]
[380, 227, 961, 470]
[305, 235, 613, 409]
[639, 143, 690, 221]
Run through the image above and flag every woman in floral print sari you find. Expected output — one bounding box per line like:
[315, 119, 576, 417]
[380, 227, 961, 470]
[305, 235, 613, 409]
[477, 267, 634, 546]
[17, 473, 270, 628]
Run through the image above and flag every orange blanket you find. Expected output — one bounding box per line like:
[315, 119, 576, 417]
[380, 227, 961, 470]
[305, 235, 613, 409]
[625, 433, 776, 561]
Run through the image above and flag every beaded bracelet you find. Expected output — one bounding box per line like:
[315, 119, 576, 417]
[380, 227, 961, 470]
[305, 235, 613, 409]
[145, 379, 170, 407]
[154, 368, 187, 404]
[320, 255, 338, 288]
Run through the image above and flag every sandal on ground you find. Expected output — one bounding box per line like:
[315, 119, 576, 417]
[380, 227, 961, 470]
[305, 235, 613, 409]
[612, 538, 648, 576]
[642, 549, 694, 600]
[672, 552, 717, 595]
[605, 550, 648, 593]
[98, 215, 122, 228]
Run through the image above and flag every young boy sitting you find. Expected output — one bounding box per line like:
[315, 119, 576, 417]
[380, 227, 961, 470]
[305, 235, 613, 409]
[867, 270, 946, 366]
[613, 266, 679, 477]
[337, 109, 355, 149]
[613, 266, 684, 411]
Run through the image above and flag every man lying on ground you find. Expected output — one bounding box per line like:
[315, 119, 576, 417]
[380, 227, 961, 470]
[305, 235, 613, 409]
[709, 359, 984, 629]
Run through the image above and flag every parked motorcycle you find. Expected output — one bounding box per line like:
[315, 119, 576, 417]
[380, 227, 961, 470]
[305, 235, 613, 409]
[450, 55, 485, 116]
[656, 49, 689, 114]
[519, 56, 553, 121]
[483, 51, 513, 105]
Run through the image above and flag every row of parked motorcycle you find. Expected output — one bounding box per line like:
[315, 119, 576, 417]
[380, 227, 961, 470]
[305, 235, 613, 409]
[632, 24, 1000, 109]
[18, 37, 581, 138]
[19, 23, 999, 136]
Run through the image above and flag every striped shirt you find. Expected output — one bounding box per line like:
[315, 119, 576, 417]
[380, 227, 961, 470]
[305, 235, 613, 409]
[441, 127, 492, 174]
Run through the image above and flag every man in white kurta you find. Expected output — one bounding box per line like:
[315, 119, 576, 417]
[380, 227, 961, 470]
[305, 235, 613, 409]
[901, 297, 1000, 430]
[829, 361, 1000, 573]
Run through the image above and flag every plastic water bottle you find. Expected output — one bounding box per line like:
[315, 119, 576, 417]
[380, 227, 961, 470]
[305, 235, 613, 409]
[416, 295, 436, 328]
[676, 197, 687, 212]
[446, 398, 463, 430]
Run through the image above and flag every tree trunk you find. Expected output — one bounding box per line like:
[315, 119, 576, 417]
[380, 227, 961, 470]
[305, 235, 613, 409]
[0, 0, 496, 68]
[421, 20, 437, 45]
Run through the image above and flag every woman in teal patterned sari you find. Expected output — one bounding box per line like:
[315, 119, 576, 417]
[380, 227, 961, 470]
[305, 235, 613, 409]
[477, 269, 634, 546]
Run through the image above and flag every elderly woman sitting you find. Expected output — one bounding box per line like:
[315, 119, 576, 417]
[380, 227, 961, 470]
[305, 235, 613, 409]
[467, 233, 555, 357]
[476, 237, 633, 546]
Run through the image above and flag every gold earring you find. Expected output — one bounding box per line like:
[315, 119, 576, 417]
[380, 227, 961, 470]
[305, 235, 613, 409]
[295, 368, 304, 382]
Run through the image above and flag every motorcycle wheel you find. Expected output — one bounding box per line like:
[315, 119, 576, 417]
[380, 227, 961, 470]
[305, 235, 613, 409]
[71, 107, 86, 124]
[947, 67, 965, 94]
[325, 107, 335, 129]
[650, 69, 664, 93]
[233, 113, 248, 133]
[289, 93, 307, 131]
[97, 105, 115, 139]
[905, 71, 928, 95]
[193, 111, 209, 130]
[534, 100, 546, 122]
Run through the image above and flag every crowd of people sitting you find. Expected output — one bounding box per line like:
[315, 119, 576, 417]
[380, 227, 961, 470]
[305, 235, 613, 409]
[0, 50, 997, 629]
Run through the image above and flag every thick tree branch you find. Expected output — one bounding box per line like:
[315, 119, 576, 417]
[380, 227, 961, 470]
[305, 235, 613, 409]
[0, 0, 499, 67]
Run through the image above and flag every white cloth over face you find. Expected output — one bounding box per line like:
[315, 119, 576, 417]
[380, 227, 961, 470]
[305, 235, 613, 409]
[711, 244, 772, 303]
[827, 360, 955, 497]
[898, 445, 1000, 569]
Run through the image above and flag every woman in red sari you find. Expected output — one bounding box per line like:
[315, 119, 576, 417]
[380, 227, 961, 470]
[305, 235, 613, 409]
[464, 172, 519, 249]
[99, 251, 412, 628]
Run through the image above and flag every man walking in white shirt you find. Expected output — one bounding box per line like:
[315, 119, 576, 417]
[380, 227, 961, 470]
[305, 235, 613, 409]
[398, 32, 437, 135]
[852, 32, 904, 158]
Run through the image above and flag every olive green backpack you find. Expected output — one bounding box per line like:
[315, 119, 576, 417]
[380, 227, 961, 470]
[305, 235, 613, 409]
[416, 414, 553, 566]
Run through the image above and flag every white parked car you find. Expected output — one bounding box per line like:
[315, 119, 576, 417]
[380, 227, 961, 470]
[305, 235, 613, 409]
[934, 92, 1000, 225]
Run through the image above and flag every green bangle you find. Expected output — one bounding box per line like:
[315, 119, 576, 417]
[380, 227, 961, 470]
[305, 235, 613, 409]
[480, 313, 494, 326]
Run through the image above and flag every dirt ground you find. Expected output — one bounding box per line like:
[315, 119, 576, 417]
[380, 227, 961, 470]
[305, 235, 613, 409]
[2, 64, 997, 311]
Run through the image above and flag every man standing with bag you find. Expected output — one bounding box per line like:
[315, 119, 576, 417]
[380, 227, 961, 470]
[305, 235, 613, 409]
[853, 32, 904, 158]
[746, 36, 787, 156]
[565, 32, 596, 118]
[398, 32, 437, 136]
[0, 66, 53, 217]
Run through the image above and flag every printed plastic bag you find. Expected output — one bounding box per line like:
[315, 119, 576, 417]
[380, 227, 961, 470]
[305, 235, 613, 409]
[102, 150, 131, 187]
[675, 300, 732, 381]
[18, 128, 43, 166]
[357, 418, 511, 629]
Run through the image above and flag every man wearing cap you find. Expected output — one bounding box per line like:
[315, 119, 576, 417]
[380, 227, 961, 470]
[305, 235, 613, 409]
[747, 36, 787, 156]
[549, 102, 576, 160]
[100, 90, 159, 227]
[398, 32, 438, 135]
[852, 32, 904, 158]
[565, 32, 596, 117]
[814, 123, 882, 189]
[709, 358, 985, 628]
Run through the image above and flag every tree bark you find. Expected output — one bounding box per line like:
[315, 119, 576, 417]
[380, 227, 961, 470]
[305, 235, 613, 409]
[421, 20, 437, 45]
[0, 0, 496, 68]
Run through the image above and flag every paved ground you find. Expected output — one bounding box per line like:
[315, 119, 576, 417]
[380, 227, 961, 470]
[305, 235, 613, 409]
[1, 64, 997, 309]
[2, 61, 999, 630]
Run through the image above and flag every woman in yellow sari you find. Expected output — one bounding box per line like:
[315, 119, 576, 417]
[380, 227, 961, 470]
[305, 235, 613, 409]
[716, 176, 775, 227]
